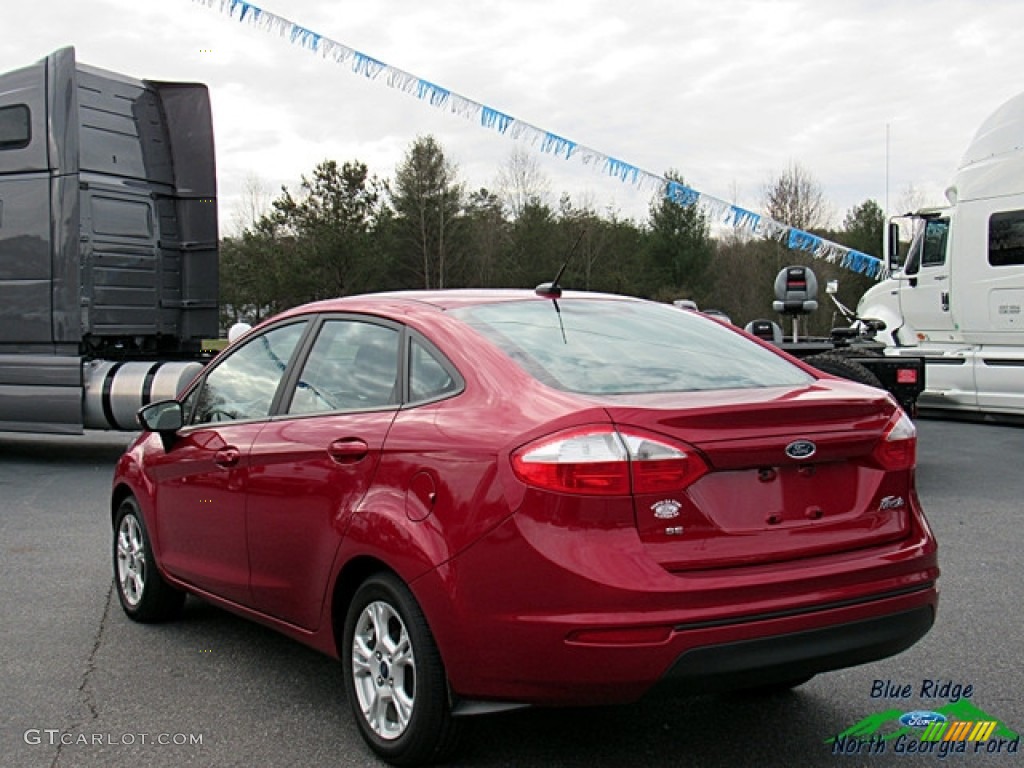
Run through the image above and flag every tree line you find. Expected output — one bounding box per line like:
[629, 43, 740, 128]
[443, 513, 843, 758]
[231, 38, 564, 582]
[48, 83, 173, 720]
[220, 135, 887, 336]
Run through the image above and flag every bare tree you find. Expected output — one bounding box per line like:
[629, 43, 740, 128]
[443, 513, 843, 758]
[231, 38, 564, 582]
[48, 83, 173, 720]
[722, 178, 753, 245]
[894, 182, 938, 216]
[762, 161, 832, 231]
[496, 145, 550, 220]
[231, 173, 271, 236]
[759, 162, 832, 299]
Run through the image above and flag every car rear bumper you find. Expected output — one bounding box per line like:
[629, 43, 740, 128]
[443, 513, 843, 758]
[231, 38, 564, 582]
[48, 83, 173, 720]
[436, 580, 936, 706]
[417, 511, 939, 707]
[652, 603, 935, 697]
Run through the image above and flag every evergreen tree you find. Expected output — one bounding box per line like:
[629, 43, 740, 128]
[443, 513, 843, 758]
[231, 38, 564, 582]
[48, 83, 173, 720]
[642, 171, 714, 303]
[507, 199, 559, 287]
[390, 136, 465, 288]
[269, 159, 388, 300]
[840, 199, 886, 258]
[463, 187, 510, 287]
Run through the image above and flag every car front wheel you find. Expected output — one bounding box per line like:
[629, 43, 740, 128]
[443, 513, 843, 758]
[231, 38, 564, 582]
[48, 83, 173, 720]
[343, 573, 461, 766]
[113, 496, 184, 622]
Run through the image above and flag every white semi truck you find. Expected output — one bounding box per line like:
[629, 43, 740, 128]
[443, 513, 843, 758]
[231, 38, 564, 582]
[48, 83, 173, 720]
[858, 90, 1024, 417]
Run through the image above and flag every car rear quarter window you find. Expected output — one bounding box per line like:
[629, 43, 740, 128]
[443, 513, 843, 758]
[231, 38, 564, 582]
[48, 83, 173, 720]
[408, 338, 459, 404]
[451, 298, 812, 394]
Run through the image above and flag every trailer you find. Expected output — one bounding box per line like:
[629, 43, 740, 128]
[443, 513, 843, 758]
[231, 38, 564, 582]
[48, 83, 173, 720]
[0, 47, 218, 433]
[743, 265, 926, 415]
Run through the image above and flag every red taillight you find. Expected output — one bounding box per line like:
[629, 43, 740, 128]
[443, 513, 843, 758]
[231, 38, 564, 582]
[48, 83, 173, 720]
[511, 427, 708, 496]
[872, 409, 917, 471]
[621, 433, 709, 492]
[897, 368, 919, 385]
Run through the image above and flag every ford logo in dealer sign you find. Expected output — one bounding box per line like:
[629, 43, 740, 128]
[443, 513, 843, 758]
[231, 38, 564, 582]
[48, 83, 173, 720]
[898, 711, 948, 728]
[785, 440, 817, 460]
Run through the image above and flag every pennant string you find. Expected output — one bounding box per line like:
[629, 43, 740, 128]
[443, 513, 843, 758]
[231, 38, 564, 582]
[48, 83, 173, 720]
[192, 0, 887, 279]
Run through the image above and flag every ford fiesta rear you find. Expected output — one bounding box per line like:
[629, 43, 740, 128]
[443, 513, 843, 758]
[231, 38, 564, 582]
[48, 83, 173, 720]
[438, 391, 937, 705]
[437, 296, 938, 706]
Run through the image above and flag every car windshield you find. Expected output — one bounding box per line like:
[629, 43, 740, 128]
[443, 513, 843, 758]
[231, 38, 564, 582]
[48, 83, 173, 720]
[451, 298, 813, 394]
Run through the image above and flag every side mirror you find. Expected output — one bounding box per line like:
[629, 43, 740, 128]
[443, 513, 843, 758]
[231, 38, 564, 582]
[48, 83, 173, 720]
[138, 400, 184, 433]
[887, 221, 902, 271]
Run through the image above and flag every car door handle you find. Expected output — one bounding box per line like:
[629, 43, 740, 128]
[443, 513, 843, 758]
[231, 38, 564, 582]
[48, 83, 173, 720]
[328, 438, 369, 464]
[214, 447, 241, 468]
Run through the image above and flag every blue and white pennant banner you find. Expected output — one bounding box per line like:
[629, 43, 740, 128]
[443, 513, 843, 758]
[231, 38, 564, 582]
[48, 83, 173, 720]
[193, 0, 887, 279]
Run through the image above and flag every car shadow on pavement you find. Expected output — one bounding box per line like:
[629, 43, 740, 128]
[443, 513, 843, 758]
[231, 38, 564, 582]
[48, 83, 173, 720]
[0, 431, 135, 465]
[462, 688, 854, 768]
[112, 597, 861, 768]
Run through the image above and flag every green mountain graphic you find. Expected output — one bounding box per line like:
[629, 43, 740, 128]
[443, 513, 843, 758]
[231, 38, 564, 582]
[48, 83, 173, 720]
[826, 699, 1020, 744]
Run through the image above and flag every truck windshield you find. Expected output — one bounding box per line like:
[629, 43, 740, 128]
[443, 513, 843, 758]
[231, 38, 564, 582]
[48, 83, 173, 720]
[903, 218, 949, 275]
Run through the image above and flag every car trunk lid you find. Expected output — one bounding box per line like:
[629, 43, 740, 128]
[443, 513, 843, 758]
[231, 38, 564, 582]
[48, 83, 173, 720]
[603, 382, 912, 571]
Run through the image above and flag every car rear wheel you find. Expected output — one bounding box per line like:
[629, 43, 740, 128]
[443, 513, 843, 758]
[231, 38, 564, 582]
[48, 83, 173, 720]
[343, 573, 461, 766]
[113, 496, 184, 622]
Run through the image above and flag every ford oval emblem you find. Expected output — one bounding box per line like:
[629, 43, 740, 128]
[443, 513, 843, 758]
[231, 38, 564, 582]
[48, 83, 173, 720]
[899, 711, 947, 728]
[785, 440, 816, 460]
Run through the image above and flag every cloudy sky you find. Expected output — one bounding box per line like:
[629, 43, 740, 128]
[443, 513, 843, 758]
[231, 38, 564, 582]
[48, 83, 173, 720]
[5, 0, 1024, 238]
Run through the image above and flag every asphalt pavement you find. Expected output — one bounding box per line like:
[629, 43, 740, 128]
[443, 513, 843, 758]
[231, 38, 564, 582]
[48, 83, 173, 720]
[0, 419, 1021, 767]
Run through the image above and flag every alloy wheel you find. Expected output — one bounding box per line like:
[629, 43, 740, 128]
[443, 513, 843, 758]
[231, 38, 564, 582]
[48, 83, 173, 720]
[350, 600, 417, 740]
[116, 513, 146, 607]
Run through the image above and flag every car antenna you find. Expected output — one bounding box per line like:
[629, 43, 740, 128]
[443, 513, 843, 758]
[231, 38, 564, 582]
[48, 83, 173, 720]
[535, 228, 586, 344]
[535, 227, 586, 299]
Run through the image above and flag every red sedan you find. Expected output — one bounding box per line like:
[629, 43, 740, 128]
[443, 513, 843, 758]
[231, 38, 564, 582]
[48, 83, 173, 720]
[111, 290, 938, 765]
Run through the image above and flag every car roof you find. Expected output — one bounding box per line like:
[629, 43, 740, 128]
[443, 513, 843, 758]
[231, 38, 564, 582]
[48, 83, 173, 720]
[276, 289, 644, 317]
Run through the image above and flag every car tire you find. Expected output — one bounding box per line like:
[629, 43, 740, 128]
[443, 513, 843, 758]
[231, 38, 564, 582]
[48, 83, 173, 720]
[113, 496, 185, 622]
[343, 573, 462, 766]
[804, 352, 883, 389]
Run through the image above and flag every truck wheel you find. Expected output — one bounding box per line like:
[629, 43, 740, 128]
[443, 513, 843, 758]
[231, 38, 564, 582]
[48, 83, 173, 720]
[113, 496, 185, 622]
[343, 573, 462, 766]
[804, 353, 883, 389]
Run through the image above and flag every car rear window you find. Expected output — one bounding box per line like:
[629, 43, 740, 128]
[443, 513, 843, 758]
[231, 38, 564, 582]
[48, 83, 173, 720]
[451, 298, 812, 394]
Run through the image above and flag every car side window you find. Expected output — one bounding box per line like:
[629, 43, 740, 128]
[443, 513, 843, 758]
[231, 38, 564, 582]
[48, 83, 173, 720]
[186, 321, 307, 425]
[288, 320, 400, 414]
[409, 338, 458, 404]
